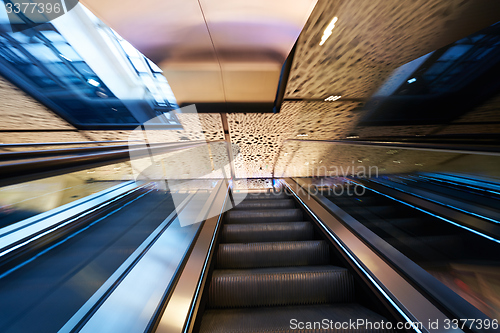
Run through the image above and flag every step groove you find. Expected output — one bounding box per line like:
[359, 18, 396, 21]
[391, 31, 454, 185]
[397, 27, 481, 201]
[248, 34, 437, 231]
[208, 266, 354, 308]
[221, 222, 314, 243]
[226, 209, 303, 224]
[216, 241, 330, 269]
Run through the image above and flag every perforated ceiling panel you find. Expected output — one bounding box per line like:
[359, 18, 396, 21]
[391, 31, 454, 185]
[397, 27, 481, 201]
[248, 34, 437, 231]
[224, 0, 500, 178]
[286, 0, 500, 100]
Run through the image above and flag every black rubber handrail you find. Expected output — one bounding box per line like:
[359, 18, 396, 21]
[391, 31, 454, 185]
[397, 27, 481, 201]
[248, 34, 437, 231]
[282, 138, 500, 155]
[0, 140, 222, 187]
[292, 177, 495, 333]
[0, 140, 138, 148]
[272, 138, 500, 178]
[0, 142, 197, 161]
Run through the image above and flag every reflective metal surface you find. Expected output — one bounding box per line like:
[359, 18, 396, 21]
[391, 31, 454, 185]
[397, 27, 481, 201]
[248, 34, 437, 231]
[0, 180, 136, 258]
[295, 176, 498, 329]
[75, 184, 222, 333]
[156, 181, 228, 333]
[59, 192, 195, 333]
[362, 21, 500, 127]
[0, 182, 185, 333]
[0, 3, 181, 128]
[282, 178, 461, 333]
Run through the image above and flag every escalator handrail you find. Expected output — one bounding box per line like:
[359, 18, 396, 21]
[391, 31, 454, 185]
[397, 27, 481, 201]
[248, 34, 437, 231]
[358, 178, 500, 242]
[282, 138, 500, 156]
[290, 177, 494, 333]
[152, 181, 230, 333]
[273, 138, 500, 178]
[0, 142, 200, 161]
[58, 191, 198, 333]
[0, 140, 138, 148]
[283, 178, 472, 333]
[0, 140, 224, 187]
[0, 181, 139, 264]
[66, 182, 228, 333]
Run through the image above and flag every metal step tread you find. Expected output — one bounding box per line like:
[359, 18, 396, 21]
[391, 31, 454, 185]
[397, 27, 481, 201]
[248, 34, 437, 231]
[233, 199, 295, 210]
[226, 209, 303, 223]
[208, 266, 354, 308]
[200, 303, 393, 333]
[221, 222, 314, 243]
[216, 240, 330, 268]
[234, 192, 289, 200]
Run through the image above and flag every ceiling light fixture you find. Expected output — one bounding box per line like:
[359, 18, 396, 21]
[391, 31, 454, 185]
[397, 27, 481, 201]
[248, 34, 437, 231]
[319, 17, 338, 46]
[325, 95, 341, 102]
[87, 79, 100, 87]
[60, 54, 72, 62]
[297, 134, 308, 137]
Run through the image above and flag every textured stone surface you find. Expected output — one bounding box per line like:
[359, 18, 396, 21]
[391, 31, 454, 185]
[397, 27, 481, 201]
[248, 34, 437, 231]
[233, 179, 274, 189]
[0, 76, 74, 130]
[286, 0, 500, 99]
[85, 113, 224, 143]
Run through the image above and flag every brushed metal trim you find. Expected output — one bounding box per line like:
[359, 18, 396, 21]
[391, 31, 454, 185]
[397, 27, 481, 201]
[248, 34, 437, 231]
[155, 181, 229, 333]
[58, 192, 195, 333]
[292, 177, 493, 333]
[73, 186, 220, 333]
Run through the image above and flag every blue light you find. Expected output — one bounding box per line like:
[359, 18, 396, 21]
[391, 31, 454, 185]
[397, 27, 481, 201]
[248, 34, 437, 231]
[359, 181, 500, 244]
[0, 188, 153, 280]
[281, 180, 423, 333]
[370, 178, 500, 225]
[87, 78, 100, 87]
[407, 78, 417, 84]
[418, 174, 500, 196]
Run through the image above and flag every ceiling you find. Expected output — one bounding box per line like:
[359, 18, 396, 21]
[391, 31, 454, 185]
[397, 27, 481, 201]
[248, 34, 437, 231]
[80, 0, 500, 179]
[81, 0, 317, 106]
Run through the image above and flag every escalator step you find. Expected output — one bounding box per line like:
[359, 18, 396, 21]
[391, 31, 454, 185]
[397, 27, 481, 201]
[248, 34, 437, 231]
[221, 222, 314, 243]
[226, 209, 303, 224]
[234, 192, 288, 201]
[208, 266, 354, 308]
[233, 199, 295, 210]
[216, 241, 330, 269]
[199, 303, 393, 333]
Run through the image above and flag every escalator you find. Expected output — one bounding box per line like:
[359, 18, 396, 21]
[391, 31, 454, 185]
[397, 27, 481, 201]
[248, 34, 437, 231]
[0, 186, 187, 333]
[196, 192, 395, 333]
[323, 181, 500, 264]
[370, 174, 500, 223]
[321, 180, 500, 321]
